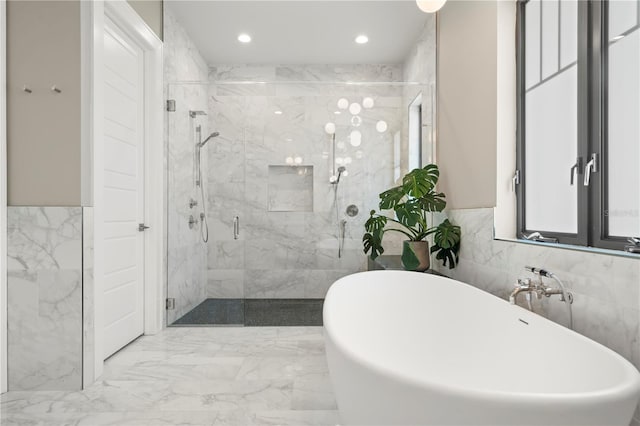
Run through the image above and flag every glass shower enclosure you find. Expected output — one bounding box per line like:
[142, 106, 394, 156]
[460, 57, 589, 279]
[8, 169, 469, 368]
[166, 70, 436, 326]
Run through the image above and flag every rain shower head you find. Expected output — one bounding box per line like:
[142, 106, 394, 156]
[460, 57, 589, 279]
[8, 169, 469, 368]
[189, 110, 207, 118]
[197, 132, 220, 148]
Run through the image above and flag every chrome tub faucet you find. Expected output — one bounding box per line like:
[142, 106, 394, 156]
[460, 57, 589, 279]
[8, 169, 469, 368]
[510, 266, 574, 329]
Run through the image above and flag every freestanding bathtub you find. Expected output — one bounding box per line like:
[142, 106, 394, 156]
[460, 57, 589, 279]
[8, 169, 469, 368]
[323, 270, 640, 426]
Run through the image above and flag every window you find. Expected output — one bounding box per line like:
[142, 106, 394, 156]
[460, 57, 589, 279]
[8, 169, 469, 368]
[408, 92, 423, 171]
[516, 0, 640, 251]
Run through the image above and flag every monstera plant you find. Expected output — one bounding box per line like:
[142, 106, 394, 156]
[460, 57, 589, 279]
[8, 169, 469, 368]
[363, 164, 461, 271]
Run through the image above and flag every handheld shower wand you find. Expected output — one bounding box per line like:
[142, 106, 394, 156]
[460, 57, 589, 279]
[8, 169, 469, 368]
[194, 127, 220, 244]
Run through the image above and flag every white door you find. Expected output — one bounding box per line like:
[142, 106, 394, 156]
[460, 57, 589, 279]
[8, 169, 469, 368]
[102, 17, 145, 359]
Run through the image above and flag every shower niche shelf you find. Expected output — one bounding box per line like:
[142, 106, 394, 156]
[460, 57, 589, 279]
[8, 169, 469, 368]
[267, 165, 313, 212]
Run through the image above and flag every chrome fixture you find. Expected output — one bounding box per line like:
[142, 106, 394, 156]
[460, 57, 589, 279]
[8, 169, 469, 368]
[51, 85, 61, 93]
[346, 204, 359, 217]
[188, 215, 198, 229]
[331, 166, 347, 185]
[189, 110, 207, 118]
[625, 237, 640, 254]
[23, 85, 32, 93]
[338, 219, 347, 258]
[510, 266, 573, 329]
[233, 216, 240, 240]
[138, 223, 150, 232]
[522, 232, 559, 243]
[189, 198, 198, 209]
[194, 126, 218, 244]
[197, 131, 220, 148]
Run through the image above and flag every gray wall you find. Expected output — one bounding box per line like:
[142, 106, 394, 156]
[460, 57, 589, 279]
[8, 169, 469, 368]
[6, 0, 81, 206]
[6, 0, 162, 207]
[128, 0, 163, 41]
[437, 0, 498, 209]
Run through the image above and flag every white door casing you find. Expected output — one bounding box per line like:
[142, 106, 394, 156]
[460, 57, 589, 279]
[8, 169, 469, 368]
[90, 1, 164, 381]
[102, 16, 145, 359]
[0, 0, 7, 395]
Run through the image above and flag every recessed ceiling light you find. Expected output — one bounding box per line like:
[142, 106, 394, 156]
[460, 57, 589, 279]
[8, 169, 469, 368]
[274, 110, 283, 115]
[238, 33, 251, 43]
[355, 35, 369, 44]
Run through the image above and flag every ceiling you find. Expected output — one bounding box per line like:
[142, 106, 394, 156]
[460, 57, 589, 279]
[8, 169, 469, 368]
[166, 1, 430, 65]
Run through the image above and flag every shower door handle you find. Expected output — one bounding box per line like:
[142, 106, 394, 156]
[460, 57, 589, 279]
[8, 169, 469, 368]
[233, 216, 239, 240]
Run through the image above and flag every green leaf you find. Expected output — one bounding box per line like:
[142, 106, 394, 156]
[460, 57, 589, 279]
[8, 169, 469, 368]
[418, 191, 447, 212]
[401, 243, 420, 270]
[363, 232, 385, 260]
[379, 186, 405, 210]
[431, 219, 461, 269]
[394, 199, 422, 227]
[364, 214, 387, 234]
[402, 164, 439, 198]
[433, 219, 461, 249]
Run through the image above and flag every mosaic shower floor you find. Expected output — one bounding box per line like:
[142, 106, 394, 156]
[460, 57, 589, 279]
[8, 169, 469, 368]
[172, 299, 325, 327]
[1, 327, 339, 426]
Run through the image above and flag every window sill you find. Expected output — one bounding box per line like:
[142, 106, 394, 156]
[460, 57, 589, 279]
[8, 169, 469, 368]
[493, 237, 640, 260]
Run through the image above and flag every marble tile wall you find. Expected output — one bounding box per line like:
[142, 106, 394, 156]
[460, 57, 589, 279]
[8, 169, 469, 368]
[82, 207, 94, 389]
[433, 207, 640, 424]
[6, 207, 83, 391]
[206, 64, 415, 299]
[164, 8, 210, 324]
[402, 16, 437, 172]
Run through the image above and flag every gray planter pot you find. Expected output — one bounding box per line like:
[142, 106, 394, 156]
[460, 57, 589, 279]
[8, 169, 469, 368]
[402, 240, 430, 272]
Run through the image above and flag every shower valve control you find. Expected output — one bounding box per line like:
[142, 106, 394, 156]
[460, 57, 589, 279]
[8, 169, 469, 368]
[138, 223, 150, 232]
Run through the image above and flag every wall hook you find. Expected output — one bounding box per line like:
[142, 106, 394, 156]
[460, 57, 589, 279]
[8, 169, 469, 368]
[51, 85, 62, 93]
[23, 85, 32, 93]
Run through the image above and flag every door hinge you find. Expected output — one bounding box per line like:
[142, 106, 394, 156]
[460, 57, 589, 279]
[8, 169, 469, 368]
[166, 298, 175, 310]
[166, 99, 176, 112]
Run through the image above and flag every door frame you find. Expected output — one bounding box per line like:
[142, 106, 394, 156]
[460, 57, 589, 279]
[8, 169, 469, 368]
[0, 0, 7, 395]
[88, 0, 164, 380]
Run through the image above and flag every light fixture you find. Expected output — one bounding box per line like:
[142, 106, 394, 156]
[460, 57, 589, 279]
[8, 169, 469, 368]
[376, 120, 388, 133]
[336, 140, 346, 150]
[350, 130, 362, 147]
[337, 98, 349, 109]
[349, 102, 362, 115]
[355, 35, 369, 44]
[342, 170, 349, 177]
[334, 111, 341, 115]
[274, 110, 283, 115]
[363, 97, 374, 109]
[416, 0, 446, 13]
[324, 122, 336, 134]
[355, 150, 363, 159]
[294, 156, 303, 164]
[351, 116, 362, 127]
[344, 157, 353, 165]
[238, 33, 252, 43]
[335, 157, 345, 165]
[285, 156, 294, 165]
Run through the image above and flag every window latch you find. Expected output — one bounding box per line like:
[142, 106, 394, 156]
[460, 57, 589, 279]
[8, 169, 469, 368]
[570, 157, 583, 185]
[521, 232, 559, 243]
[511, 169, 520, 192]
[583, 153, 599, 186]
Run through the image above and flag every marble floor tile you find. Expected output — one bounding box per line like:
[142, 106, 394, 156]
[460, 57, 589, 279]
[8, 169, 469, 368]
[1, 327, 340, 426]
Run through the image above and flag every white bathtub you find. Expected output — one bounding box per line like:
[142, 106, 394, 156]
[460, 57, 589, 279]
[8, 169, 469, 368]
[323, 270, 640, 426]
